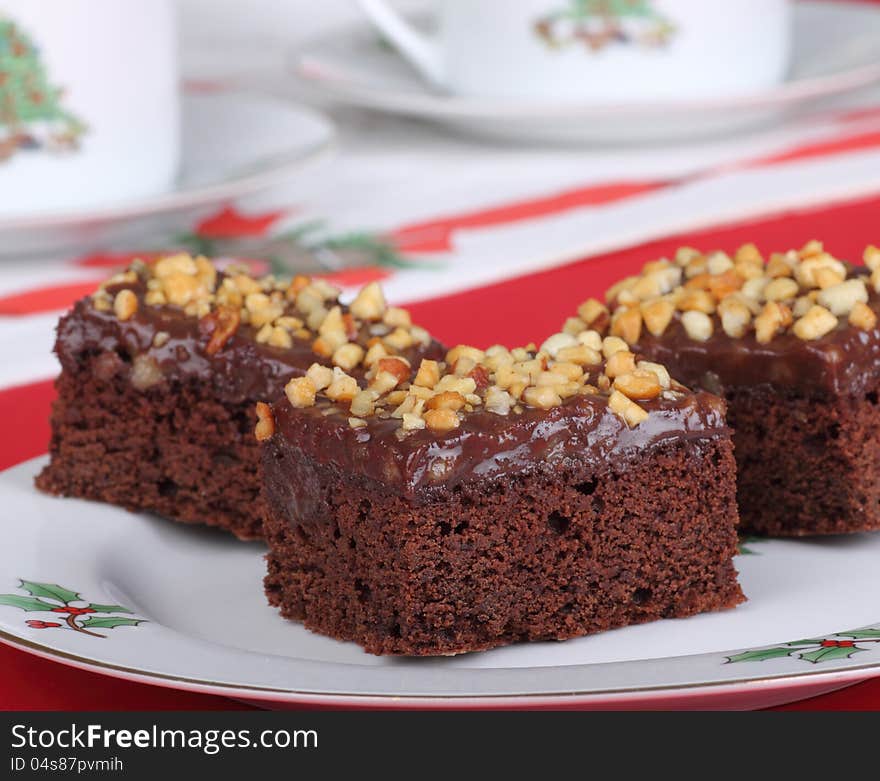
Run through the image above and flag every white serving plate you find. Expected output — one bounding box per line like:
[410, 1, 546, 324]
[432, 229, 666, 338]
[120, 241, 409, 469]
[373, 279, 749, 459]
[2, 457, 879, 710]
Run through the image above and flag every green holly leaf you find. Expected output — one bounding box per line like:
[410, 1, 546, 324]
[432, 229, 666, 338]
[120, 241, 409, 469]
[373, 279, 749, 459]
[737, 535, 764, 556]
[835, 629, 880, 639]
[726, 646, 797, 663]
[798, 645, 868, 664]
[18, 581, 80, 605]
[86, 603, 133, 614]
[78, 616, 145, 630]
[0, 595, 54, 612]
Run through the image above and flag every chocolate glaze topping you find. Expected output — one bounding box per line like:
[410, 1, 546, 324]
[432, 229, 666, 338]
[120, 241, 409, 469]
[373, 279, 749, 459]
[57, 279, 443, 405]
[632, 287, 880, 398]
[270, 390, 729, 501]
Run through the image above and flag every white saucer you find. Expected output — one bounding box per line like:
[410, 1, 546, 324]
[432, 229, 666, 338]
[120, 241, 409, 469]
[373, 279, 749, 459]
[0, 91, 335, 257]
[296, 1, 880, 144]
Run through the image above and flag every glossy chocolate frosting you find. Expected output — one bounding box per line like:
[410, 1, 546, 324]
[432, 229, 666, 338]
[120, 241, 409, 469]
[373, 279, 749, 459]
[270, 390, 730, 500]
[56, 280, 443, 405]
[631, 288, 880, 398]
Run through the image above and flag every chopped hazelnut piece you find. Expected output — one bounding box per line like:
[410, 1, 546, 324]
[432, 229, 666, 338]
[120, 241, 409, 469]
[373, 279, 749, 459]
[613, 370, 663, 401]
[556, 344, 601, 366]
[326, 369, 359, 403]
[254, 402, 275, 441]
[383, 306, 411, 328]
[817, 278, 868, 317]
[577, 298, 610, 332]
[426, 391, 467, 411]
[604, 350, 636, 379]
[285, 377, 317, 409]
[792, 305, 838, 341]
[350, 389, 378, 418]
[608, 390, 648, 427]
[267, 326, 293, 349]
[641, 299, 675, 337]
[306, 363, 334, 391]
[376, 357, 411, 385]
[637, 361, 671, 390]
[424, 408, 460, 432]
[601, 336, 629, 358]
[849, 301, 878, 331]
[754, 301, 791, 344]
[348, 417, 368, 429]
[384, 327, 415, 351]
[763, 277, 799, 302]
[523, 386, 562, 410]
[332, 342, 366, 371]
[610, 307, 642, 345]
[864, 245, 880, 272]
[718, 297, 752, 338]
[349, 282, 386, 321]
[562, 316, 586, 336]
[677, 289, 715, 314]
[413, 359, 441, 388]
[113, 289, 138, 321]
[484, 386, 514, 416]
[402, 412, 427, 431]
[540, 332, 577, 358]
[363, 341, 389, 368]
[681, 310, 713, 342]
[370, 371, 401, 395]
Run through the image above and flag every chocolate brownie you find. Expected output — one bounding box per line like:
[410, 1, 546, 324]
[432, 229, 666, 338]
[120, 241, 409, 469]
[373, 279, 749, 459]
[574, 241, 880, 536]
[36, 254, 442, 539]
[259, 335, 744, 655]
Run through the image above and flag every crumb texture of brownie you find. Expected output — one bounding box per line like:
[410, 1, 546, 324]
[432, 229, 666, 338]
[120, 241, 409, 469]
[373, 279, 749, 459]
[579, 241, 880, 536]
[263, 436, 743, 656]
[729, 383, 880, 536]
[36, 350, 265, 540]
[36, 255, 443, 539]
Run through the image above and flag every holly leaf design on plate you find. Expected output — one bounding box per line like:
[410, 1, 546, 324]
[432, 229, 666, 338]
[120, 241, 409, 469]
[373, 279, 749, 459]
[18, 581, 80, 605]
[798, 645, 868, 664]
[78, 616, 145, 630]
[0, 594, 53, 612]
[86, 603, 133, 614]
[835, 629, 880, 639]
[726, 647, 797, 663]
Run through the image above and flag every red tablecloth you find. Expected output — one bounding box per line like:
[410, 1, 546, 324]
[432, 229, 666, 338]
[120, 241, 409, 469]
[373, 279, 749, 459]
[3, 194, 880, 710]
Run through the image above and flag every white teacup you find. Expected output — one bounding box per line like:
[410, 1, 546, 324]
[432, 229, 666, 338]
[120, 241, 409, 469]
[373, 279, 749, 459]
[0, 0, 179, 216]
[356, 0, 792, 102]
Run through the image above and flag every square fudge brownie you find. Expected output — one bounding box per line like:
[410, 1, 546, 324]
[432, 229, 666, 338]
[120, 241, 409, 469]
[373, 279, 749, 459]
[571, 241, 880, 536]
[259, 334, 744, 655]
[36, 254, 442, 539]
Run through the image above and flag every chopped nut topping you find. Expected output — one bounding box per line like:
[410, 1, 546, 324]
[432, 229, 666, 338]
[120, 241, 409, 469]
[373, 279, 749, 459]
[91, 254, 436, 379]
[254, 402, 276, 441]
[817, 278, 867, 317]
[349, 282, 386, 321]
[793, 305, 838, 341]
[424, 408, 460, 432]
[681, 310, 712, 342]
[585, 241, 876, 345]
[285, 377, 317, 408]
[613, 370, 663, 401]
[113, 290, 138, 321]
[850, 301, 878, 331]
[326, 368, 359, 403]
[608, 390, 648, 427]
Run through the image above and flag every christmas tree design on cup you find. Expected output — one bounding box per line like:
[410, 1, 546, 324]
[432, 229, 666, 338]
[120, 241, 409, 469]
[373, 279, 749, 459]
[535, 0, 675, 51]
[0, 16, 86, 161]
